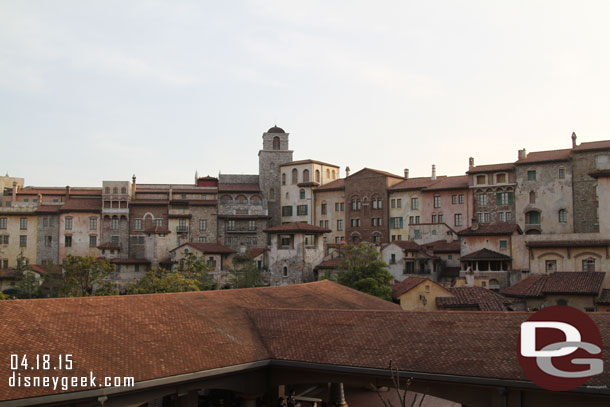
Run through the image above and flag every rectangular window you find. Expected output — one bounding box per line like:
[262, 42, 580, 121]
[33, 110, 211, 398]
[280, 235, 292, 248]
[484, 213, 490, 223]
[505, 212, 512, 221]
[391, 199, 396, 208]
[199, 219, 208, 231]
[337, 219, 343, 231]
[5, 201, 10, 207]
[351, 219, 360, 227]
[478, 194, 488, 206]
[411, 197, 419, 210]
[111, 235, 120, 245]
[397, 199, 401, 208]
[89, 235, 97, 247]
[49, 217, 55, 227]
[335, 202, 340, 211]
[297, 205, 308, 216]
[90, 218, 97, 230]
[248, 220, 256, 231]
[2, 259, 7, 269]
[559, 210, 568, 223]
[227, 220, 235, 231]
[389, 217, 403, 229]
[20, 218, 27, 230]
[433, 196, 440, 208]
[432, 214, 437, 223]
[65, 235, 72, 247]
[324, 220, 329, 228]
[438, 214, 443, 223]
[499, 240, 508, 249]
[499, 212, 505, 222]
[154, 218, 163, 227]
[496, 173, 507, 183]
[452, 195, 457, 204]
[454, 213, 462, 227]
[459, 194, 464, 204]
[65, 217, 72, 230]
[304, 234, 315, 248]
[0, 218, 6, 229]
[45, 236, 51, 247]
[282, 206, 293, 216]
[583, 258, 596, 272]
[321, 203, 327, 215]
[559, 167, 566, 179]
[0, 235, 8, 244]
[42, 217, 48, 227]
[496, 192, 513, 206]
[111, 217, 119, 230]
[135, 219, 142, 230]
[415, 216, 420, 224]
[528, 170, 536, 181]
[405, 262, 415, 274]
[19, 235, 27, 247]
[198, 236, 207, 243]
[414, 229, 421, 239]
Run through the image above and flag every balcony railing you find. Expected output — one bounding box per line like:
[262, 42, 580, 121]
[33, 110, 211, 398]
[226, 226, 258, 233]
[176, 226, 189, 233]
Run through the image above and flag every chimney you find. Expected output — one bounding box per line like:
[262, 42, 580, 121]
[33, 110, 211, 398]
[169, 187, 173, 201]
[572, 132, 577, 148]
[404, 168, 409, 179]
[132, 174, 137, 197]
[471, 217, 479, 231]
[345, 166, 351, 177]
[65, 185, 71, 200]
[38, 193, 42, 205]
[12, 181, 17, 202]
[431, 165, 436, 181]
[518, 149, 526, 161]
[469, 157, 475, 170]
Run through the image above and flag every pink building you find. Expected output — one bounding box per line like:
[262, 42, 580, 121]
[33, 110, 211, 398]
[421, 174, 473, 232]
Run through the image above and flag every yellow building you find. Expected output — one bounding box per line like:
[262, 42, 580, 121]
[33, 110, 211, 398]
[313, 179, 346, 245]
[0, 205, 38, 268]
[391, 276, 453, 311]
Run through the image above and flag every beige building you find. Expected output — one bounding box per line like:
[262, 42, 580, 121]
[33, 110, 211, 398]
[313, 178, 345, 245]
[58, 198, 102, 262]
[391, 276, 453, 311]
[170, 242, 236, 288]
[0, 203, 38, 268]
[280, 160, 340, 225]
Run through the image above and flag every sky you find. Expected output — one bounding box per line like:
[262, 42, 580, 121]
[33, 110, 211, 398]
[2, 0, 610, 187]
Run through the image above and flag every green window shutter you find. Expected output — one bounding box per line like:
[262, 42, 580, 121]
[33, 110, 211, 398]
[399, 217, 403, 228]
[508, 192, 514, 205]
[496, 192, 501, 204]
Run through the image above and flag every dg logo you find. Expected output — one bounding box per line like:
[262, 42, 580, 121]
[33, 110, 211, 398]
[517, 306, 604, 391]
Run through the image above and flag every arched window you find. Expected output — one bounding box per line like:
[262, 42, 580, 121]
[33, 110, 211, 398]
[291, 169, 298, 184]
[251, 195, 262, 205]
[583, 257, 596, 272]
[105, 187, 110, 194]
[121, 187, 126, 194]
[273, 136, 280, 150]
[489, 279, 500, 290]
[315, 170, 320, 183]
[529, 191, 536, 204]
[282, 173, 286, 185]
[331, 169, 336, 179]
[299, 189, 305, 200]
[285, 192, 289, 200]
[269, 188, 275, 201]
[303, 169, 310, 183]
[113, 187, 118, 194]
[220, 195, 232, 203]
[235, 195, 247, 204]
[282, 266, 288, 277]
[326, 169, 330, 178]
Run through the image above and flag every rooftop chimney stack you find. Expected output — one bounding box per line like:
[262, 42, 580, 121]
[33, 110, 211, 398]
[469, 157, 475, 170]
[518, 149, 527, 161]
[132, 174, 137, 197]
[65, 186, 71, 200]
[404, 169, 409, 179]
[572, 132, 578, 148]
[12, 181, 17, 202]
[431, 165, 436, 181]
[345, 166, 351, 177]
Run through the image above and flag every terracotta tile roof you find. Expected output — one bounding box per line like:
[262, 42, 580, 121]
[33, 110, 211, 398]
[264, 222, 331, 234]
[388, 176, 443, 191]
[59, 198, 102, 213]
[110, 258, 151, 265]
[280, 159, 339, 168]
[515, 148, 571, 164]
[0, 281, 397, 400]
[423, 175, 468, 191]
[460, 248, 511, 261]
[348, 168, 404, 180]
[297, 181, 321, 188]
[35, 205, 61, 214]
[97, 242, 121, 250]
[502, 272, 605, 298]
[172, 242, 237, 255]
[0, 269, 19, 280]
[218, 183, 261, 192]
[314, 257, 343, 270]
[391, 276, 429, 299]
[458, 223, 522, 236]
[597, 289, 610, 305]
[390, 240, 422, 251]
[29, 264, 62, 275]
[422, 239, 461, 253]
[143, 226, 170, 234]
[525, 239, 610, 248]
[436, 287, 510, 311]
[17, 188, 102, 196]
[572, 140, 610, 152]
[590, 169, 610, 178]
[313, 178, 345, 191]
[246, 248, 266, 258]
[467, 163, 515, 174]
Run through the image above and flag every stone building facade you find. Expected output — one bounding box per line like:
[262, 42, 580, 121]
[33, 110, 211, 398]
[313, 178, 346, 244]
[258, 126, 293, 227]
[467, 159, 516, 225]
[421, 174, 472, 233]
[36, 205, 60, 265]
[344, 168, 403, 244]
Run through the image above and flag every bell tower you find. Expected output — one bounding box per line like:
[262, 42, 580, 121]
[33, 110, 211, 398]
[259, 126, 293, 226]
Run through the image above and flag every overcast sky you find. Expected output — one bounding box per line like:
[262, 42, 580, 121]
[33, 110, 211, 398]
[2, 1, 610, 187]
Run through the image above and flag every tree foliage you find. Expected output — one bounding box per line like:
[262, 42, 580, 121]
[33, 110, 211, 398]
[15, 253, 41, 299]
[229, 253, 266, 289]
[61, 255, 117, 297]
[127, 267, 201, 294]
[336, 242, 393, 300]
[175, 252, 215, 290]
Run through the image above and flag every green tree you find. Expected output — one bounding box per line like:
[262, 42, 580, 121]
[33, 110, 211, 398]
[61, 255, 117, 297]
[15, 253, 41, 299]
[229, 253, 266, 288]
[127, 267, 200, 294]
[336, 242, 393, 301]
[176, 252, 215, 290]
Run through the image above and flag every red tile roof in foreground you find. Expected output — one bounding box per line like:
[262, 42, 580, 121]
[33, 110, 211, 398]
[3, 281, 610, 403]
[436, 286, 511, 311]
[0, 281, 397, 401]
[263, 222, 331, 234]
[502, 272, 605, 298]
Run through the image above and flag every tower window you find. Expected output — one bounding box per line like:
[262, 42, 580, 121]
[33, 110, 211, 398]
[272, 136, 280, 150]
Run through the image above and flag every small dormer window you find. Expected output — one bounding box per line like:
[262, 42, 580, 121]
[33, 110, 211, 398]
[496, 173, 507, 184]
[476, 175, 486, 185]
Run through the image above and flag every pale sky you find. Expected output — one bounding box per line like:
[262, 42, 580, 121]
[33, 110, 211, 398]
[2, 1, 610, 187]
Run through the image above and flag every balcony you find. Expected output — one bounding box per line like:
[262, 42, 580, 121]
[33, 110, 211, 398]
[226, 226, 258, 233]
[176, 226, 189, 233]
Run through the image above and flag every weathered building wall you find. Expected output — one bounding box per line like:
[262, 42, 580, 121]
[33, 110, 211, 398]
[36, 213, 59, 265]
[268, 233, 325, 286]
[58, 212, 100, 261]
[313, 188, 345, 244]
[0, 207, 38, 267]
[572, 151, 605, 233]
[397, 282, 453, 311]
[259, 129, 293, 227]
